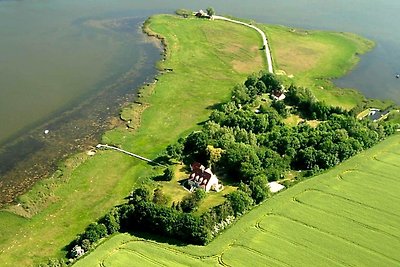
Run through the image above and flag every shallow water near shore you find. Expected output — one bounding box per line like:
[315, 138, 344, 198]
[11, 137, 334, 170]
[1, 0, 400, 204]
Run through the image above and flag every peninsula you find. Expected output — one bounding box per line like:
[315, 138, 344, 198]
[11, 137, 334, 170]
[0, 11, 399, 267]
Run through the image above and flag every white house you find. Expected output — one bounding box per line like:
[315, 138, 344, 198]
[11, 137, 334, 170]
[188, 162, 221, 192]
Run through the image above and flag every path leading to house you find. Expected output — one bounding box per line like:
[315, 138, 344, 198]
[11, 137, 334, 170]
[213, 15, 274, 74]
[96, 144, 163, 166]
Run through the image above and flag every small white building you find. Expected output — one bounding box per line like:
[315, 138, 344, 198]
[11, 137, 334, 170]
[188, 162, 221, 192]
[268, 182, 285, 193]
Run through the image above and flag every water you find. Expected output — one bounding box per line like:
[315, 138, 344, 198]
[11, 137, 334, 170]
[1, 0, 399, 204]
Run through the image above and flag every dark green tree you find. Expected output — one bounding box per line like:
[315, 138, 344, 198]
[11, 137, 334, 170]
[162, 166, 174, 181]
[81, 223, 107, 243]
[129, 187, 151, 205]
[181, 189, 206, 212]
[249, 174, 269, 203]
[227, 190, 253, 216]
[206, 7, 215, 16]
[101, 207, 120, 235]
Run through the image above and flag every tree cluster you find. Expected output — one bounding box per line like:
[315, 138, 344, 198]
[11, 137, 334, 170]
[167, 71, 398, 179]
[64, 72, 399, 260]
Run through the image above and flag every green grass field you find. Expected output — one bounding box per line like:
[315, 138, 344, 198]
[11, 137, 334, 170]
[0, 14, 387, 266]
[75, 134, 400, 267]
[0, 14, 265, 266]
[264, 24, 374, 109]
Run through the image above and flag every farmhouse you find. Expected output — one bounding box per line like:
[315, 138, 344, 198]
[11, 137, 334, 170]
[188, 162, 222, 192]
[194, 10, 211, 19]
[272, 90, 286, 101]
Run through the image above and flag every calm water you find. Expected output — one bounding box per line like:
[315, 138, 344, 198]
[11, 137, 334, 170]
[0, 0, 399, 203]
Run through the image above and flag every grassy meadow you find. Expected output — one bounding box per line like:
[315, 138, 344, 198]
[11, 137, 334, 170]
[263, 24, 374, 109]
[75, 134, 400, 267]
[0, 13, 387, 266]
[0, 14, 265, 266]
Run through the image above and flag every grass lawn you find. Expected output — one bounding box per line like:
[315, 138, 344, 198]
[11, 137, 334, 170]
[156, 163, 237, 213]
[74, 134, 400, 267]
[263, 24, 374, 110]
[0, 14, 384, 266]
[0, 14, 265, 266]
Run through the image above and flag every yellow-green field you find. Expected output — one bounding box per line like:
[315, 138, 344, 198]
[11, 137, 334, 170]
[75, 134, 400, 266]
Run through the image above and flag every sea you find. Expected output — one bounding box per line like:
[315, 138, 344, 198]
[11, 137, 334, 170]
[0, 0, 399, 204]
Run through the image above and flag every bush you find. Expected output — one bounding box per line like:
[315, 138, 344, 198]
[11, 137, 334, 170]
[227, 190, 253, 216]
[153, 188, 169, 205]
[100, 208, 120, 235]
[181, 189, 206, 212]
[129, 187, 151, 204]
[249, 175, 269, 204]
[81, 223, 108, 243]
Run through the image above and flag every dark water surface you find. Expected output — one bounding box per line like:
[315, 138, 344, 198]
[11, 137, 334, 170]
[1, 0, 399, 204]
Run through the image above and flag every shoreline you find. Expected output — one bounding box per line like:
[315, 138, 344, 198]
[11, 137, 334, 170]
[0, 22, 162, 207]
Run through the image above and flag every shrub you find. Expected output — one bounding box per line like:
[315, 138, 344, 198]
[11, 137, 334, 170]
[153, 188, 169, 205]
[227, 190, 254, 216]
[181, 189, 206, 212]
[100, 207, 120, 235]
[81, 223, 108, 243]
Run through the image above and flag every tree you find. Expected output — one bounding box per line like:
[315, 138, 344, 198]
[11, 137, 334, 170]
[207, 145, 223, 167]
[184, 131, 209, 163]
[166, 140, 184, 162]
[162, 166, 174, 181]
[181, 189, 206, 212]
[219, 143, 261, 180]
[37, 258, 67, 267]
[101, 208, 120, 234]
[129, 187, 150, 204]
[227, 190, 253, 216]
[249, 174, 269, 203]
[231, 84, 251, 104]
[81, 239, 91, 252]
[81, 223, 107, 243]
[259, 72, 281, 92]
[206, 7, 215, 16]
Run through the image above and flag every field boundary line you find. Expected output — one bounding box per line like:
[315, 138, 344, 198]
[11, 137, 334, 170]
[255, 220, 349, 267]
[301, 188, 400, 218]
[292, 195, 400, 240]
[269, 213, 400, 264]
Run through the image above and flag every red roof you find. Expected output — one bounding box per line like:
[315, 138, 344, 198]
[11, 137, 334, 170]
[188, 163, 213, 187]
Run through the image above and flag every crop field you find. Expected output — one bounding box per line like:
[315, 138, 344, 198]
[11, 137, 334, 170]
[75, 134, 400, 266]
